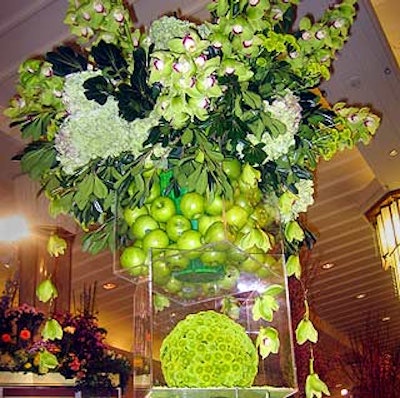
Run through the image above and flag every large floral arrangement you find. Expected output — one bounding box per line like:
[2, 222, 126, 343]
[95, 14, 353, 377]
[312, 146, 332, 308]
[5, 0, 380, 396]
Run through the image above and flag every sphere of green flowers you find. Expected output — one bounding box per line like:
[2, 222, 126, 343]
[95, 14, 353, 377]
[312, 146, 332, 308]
[160, 310, 258, 387]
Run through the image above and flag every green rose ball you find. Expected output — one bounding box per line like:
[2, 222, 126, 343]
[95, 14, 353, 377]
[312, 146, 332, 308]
[160, 310, 258, 387]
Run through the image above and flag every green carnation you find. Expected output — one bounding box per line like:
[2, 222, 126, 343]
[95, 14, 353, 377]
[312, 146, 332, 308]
[160, 310, 258, 388]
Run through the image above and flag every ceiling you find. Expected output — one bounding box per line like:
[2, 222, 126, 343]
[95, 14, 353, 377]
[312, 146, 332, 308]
[0, 0, 400, 388]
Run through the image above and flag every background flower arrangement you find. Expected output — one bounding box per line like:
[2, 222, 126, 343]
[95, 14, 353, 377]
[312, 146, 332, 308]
[4, 0, 380, 396]
[0, 282, 131, 392]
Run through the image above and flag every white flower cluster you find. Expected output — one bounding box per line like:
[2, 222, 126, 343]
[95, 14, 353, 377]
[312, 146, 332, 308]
[258, 90, 302, 162]
[291, 179, 315, 218]
[55, 71, 160, 174]
[280, 179, 315, 223]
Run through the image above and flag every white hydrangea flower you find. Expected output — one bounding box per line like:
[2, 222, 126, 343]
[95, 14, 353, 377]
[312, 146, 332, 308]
[55, 71, 160, 174]
[292, 179, 314, 216]
[62, 70, 101, 114]
[280, 179, 315, 223]
[261, 90, 302, 162]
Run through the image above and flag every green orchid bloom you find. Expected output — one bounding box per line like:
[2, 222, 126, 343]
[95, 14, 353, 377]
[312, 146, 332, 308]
[42, 318, 63, 340]
[285, 220, 305, 242]
[305, 372, 331, 398]
[47, 233, 67, 257]
[286, 254, 301, 279]
[256, 326, 280, 358]
[36, 279, 58, 303]
[296, 318, 318, 345]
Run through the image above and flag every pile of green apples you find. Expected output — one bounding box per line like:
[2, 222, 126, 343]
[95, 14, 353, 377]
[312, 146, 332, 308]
[119, 160, 282, 296]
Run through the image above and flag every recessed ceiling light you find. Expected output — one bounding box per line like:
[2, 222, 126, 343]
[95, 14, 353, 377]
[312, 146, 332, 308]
[102, 282, 117, 290]
[322, 262, 335, 270]
[355, 293, 366, 299]
[389, 149, 398, 157]
[340, 388, 349, 396]
[382, 316, 391, 322]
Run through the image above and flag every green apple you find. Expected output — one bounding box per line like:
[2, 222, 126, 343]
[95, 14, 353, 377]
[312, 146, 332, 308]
[200, 249, 227, 266]
[123, 206, 148, 226]
[131, 215, 159, 239]
[204, 221, 228, 244]
[164, 277, 183, 294]
[180, 192, 205, 219]
[205, 196, 231, 216]
[225, 205, 249, 230]
[177, 230, 203, 252]
[142, 229, 170, 253]
[218, 266, 240, 290]
[150, 196, 176, 222]
[241, 246, 265, 273]
[152, 259, 171, 285]
[198, 215, 220, 236]
[166, 215, 192, 241]
[234, 193, 253, 214]
[133, 239, 143, 248]
[222, 158, 242, 180]
[166, 244, 190, 269]
[120, 246, 147, 270]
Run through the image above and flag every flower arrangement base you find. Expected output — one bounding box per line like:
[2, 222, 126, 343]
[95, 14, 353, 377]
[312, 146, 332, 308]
[148, 386, 294, 398]
[0, 371, 75, 386]
[76, 388, 121, 398]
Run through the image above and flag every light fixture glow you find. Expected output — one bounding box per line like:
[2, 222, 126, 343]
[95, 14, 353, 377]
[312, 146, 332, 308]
[102, 282, 117, 290]
[366, 190, 400, 296]
[389, 149, 398, 157]
[340, 388, 349, 396]
[355, 293, 366, 299]
[322, 262, 335, 270]
[0, 215, 29, 242]
[381, 316, 391, 322]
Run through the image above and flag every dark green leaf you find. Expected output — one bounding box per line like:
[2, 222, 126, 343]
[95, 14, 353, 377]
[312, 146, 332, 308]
[117, 83, 143, 121]
[20, 113, 53, 140]
[74, 174, 95, 211]
[243, 144, 267, 165]
[21, 143, 57, 180]
[117, 47, 156, 121]
[83, 76, 114, 105]
[91, 40, 128, 78]
[93, 175, 109, 199]
[46, 46, 87, 76]
[242, 91, 262, 109]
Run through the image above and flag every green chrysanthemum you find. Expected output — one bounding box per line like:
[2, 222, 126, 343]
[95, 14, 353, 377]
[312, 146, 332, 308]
[160, 310, 258, 388]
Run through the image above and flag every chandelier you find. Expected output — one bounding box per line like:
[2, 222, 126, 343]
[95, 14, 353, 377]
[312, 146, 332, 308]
[366, 190, 400, 294]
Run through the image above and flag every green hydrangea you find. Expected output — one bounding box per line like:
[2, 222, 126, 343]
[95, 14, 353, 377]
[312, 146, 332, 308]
[55, 71, 161, 174]
[149, 16, 195, 50]
[160, 310, 258, 388]
[259, 90, 302, 162]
